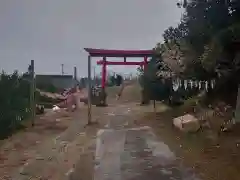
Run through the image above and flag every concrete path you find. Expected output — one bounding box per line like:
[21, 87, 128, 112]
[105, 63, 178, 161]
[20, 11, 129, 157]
[65, 103, 201, 180]
[94, 127, 200, 180]
[93, 105, 201, 180]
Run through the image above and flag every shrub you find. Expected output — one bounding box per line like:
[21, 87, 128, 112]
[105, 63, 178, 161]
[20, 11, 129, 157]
[0, 71, 31, 139]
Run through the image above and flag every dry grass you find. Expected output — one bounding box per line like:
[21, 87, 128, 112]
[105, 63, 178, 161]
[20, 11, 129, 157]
[135, 97, 240, 180]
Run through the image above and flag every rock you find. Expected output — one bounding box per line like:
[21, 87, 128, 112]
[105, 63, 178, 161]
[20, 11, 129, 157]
[52, 105, 60, 112]
[19, 162, 29, 175]
[36, 156, 45, 160]
[173, 114, 200, 133]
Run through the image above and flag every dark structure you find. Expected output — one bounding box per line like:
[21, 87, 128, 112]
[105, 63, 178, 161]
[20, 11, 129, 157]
[35, 74, 79, 91]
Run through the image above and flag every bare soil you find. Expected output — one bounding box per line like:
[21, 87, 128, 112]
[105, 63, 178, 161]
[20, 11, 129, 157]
[1, 83, 240, 180]
[135, 104, 240, 180]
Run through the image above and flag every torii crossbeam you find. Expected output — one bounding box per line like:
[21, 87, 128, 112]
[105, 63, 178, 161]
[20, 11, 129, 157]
[84, 48, 154, 124]
[85, 48, 153, 88]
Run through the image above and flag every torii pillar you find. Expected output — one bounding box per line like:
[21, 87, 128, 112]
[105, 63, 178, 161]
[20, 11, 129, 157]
[102, 57, 107, 89]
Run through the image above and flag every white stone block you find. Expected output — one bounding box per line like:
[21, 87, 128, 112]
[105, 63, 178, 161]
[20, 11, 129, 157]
[173, 114, 200, 132]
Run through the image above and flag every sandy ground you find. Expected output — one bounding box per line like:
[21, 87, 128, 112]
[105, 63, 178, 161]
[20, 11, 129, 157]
[1, 83, 240, 180]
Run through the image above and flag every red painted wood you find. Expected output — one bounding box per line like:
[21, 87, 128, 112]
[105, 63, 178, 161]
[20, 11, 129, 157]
[84, 48, 153, 57]
[144, 56, 148, 71]
[102, 58, 107, 88]
[85, 48, 151, 88]
[97, 60, 145, 66]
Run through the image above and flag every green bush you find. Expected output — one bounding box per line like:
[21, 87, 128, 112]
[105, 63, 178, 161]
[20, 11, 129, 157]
[0, 71, 31, 139]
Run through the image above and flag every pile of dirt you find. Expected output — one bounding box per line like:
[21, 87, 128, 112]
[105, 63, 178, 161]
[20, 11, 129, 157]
[36, 88, 88, 109]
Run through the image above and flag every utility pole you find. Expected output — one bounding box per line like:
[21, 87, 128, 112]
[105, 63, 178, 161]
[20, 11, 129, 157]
[29, 60, 35, 126]
[61, 64, 64, 75]
[74, 66, 77, 80]
[93, 66, 96, 79]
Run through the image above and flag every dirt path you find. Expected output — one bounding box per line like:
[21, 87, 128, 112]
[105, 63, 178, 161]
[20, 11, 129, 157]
[0, 109, 74, 180]
[0, 83, 146, 180]
[0, 105, 107, 180]
[70, 103, 201, 180]
[1, 83, 240, 180]
[0, 83, 167, 180]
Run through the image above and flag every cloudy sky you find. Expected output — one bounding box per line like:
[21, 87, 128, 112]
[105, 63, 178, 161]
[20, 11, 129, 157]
[0, 0, 182, 77]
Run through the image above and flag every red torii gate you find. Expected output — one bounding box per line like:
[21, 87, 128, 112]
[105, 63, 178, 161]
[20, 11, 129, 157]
[84, 48, 154, 88]
[84, 48, 154, 124]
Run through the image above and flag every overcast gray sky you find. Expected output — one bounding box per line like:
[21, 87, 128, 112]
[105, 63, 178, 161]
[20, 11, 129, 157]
[0, 0, 182, 77]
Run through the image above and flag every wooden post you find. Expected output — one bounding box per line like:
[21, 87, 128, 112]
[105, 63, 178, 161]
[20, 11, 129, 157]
[153, 100, 156, 119]
[87, 55, 92, 124]
[233, 84, 240, 124]
[93, 66, 96, 85]
[101, 57, 107, 89]
[101, 57, 107, 106]
[30, 60, 35, 126]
